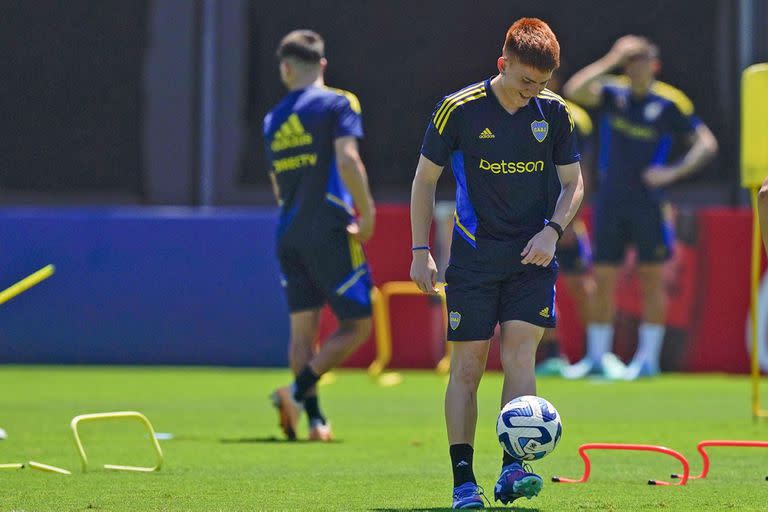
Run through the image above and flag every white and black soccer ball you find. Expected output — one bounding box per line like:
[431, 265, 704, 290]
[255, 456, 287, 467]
[497, 395, 562, 461]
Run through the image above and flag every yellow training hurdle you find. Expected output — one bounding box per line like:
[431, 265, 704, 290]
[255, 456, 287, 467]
[368, 281, 450, 378]
[70, 411, 164, 473]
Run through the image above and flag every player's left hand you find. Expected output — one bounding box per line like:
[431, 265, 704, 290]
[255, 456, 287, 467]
[521, 227, 558, 266]
[642, 165, 681, 188]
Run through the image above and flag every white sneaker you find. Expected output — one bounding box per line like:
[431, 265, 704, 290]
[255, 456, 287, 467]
[308, 420, 333, 442]
[561, 357, 597, 379]
[600, 353, 628, 380]
[623, 358, 659, 380]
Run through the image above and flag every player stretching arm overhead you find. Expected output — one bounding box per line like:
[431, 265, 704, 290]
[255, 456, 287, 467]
[562, 36, 717, 380]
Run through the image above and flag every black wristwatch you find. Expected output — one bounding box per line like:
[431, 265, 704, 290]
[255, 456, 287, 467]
[546, 221, 563, 240]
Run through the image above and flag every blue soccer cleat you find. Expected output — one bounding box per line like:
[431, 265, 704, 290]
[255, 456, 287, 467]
[494, 462, 543, 505]
[452, 482, 486, 509]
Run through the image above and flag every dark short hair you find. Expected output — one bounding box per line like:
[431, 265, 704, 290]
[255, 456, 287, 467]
[503, 18, 560, 71]
[276, 30, 324, 63]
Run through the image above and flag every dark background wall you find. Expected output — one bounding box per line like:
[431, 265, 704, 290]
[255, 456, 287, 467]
[0, 1, 148, 194]
[0, 0, 763, 204]
[243, 0, 733, 197]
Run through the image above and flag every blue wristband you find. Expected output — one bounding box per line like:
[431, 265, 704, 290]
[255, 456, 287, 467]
[412, 246, 430, 251]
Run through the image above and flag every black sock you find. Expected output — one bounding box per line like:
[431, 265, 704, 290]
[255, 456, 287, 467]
[293, 366, 320, 402]
[502, 450, 516, 468]
[304, 395, 326, 425]
[450, 444, 476, 487]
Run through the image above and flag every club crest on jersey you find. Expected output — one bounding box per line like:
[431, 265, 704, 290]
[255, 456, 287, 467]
[531, 120, 548, 143]
[644, 101, 663, 121]
[449, 311, 461, 330]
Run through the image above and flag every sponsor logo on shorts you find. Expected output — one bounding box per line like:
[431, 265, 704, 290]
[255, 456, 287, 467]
[539, 307, 550, 318]
[449, 311, 461, 330]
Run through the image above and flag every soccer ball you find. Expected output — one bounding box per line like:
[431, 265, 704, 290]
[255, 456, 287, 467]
[497, 395, 562, 461]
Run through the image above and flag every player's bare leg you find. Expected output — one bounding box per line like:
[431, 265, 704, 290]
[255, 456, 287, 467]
[309, 317, 371, 374]
[272, 309, 320, 440]
[537, 273, 595, 375]
[563, 264, 623, 379]
[496, 320, 545, 503]
[565, 273, 596, 323]
[288, 309, 321, 375]
[287, 309, 329, 440]
[446, 340, 489, 445]
[273, 315, 371, 440]
[625, 263, 666, 379]
[446, 340, 490, 509]
[500, 320, 543, 402]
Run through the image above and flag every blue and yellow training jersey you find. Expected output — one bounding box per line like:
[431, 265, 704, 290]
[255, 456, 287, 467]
[421, 79, 580, 250]
[595, 77, 700, 203]
[546, 99, 592, 218]
[263, 85, 363, 242]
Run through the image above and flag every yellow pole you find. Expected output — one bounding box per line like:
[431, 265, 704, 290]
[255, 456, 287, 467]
[368, 286, 391, 377]
[0, 264, 55, 305]
[751, 188, 763, 419]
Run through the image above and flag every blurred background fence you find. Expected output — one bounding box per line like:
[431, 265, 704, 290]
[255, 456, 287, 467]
[0, 0, 766, 370]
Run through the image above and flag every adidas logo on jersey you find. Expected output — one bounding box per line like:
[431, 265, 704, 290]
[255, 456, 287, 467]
[539, 307, 550, 318]
[479, 127, 495, 139]
[271, 113, 314, 152]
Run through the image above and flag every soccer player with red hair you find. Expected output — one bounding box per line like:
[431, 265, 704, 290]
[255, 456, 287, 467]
[411, 18, 583, 508]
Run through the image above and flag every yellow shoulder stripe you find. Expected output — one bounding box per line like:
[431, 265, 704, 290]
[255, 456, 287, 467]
[565, 100, 593, 136]
[325, 86, 362, 114]
[436, 90, 486, 134]
[537, 88, 567, 106]
[433, 83, 486, 133]
[538, 89, 574, 132]
[651, 81, 694, 116]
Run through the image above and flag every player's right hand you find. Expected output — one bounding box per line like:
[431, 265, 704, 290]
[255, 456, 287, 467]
[608, 35, 649, 65]
[410, 251, 439, 294]
[347, 213, 375, 243]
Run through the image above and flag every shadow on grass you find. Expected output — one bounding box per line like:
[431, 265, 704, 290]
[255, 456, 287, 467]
[219, 436, 343, 444]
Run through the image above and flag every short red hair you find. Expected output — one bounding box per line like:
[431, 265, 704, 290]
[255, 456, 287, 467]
[503, 18, 560, 71]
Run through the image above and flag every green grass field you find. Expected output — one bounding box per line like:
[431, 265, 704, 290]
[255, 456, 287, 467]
[1, 366, 767, 511]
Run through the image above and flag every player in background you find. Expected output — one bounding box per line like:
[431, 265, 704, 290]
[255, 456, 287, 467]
[563, 36, 717, 380]
[535, 71, 599, 376]
[264, 30, 376, 441]
[410, 19, 583, 508]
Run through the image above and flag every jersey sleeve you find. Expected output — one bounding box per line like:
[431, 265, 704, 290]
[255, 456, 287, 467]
[333, 92, 364, 139]
[552, 102, 581, 166]
[661, 99, 701, 136]
[420, 98, 460, 166]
